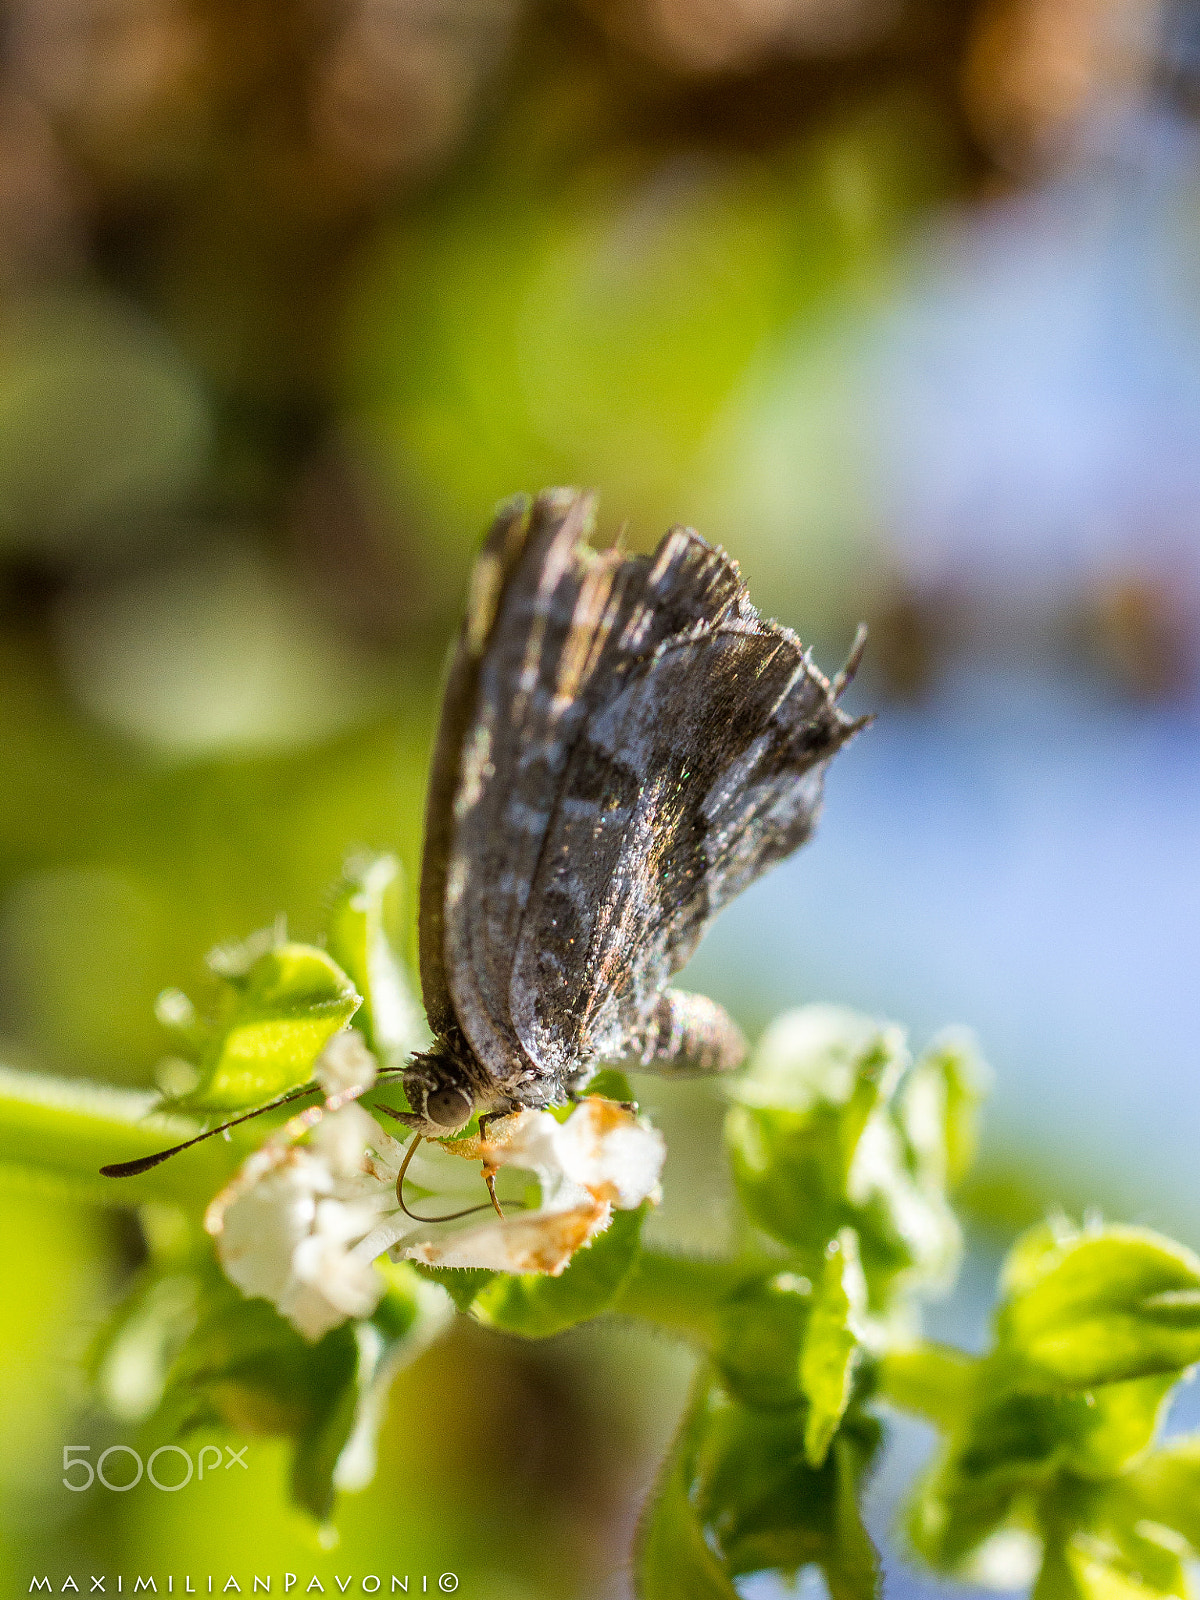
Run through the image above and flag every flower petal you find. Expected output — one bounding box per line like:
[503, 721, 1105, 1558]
[475, 1099, 665, 1211]
[312, 1101, 383, 1181]
[314, 1028, 377, 1097]
[208, 1085, 668, 1327]
[284, 1225, 385, 1337]
[215, 1154, 326, 1303]
[404, 1198, 612, 1275]
[551, 1097, 666, 1208]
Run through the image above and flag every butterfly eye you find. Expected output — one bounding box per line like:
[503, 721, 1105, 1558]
[425, 1085, 473, 1129]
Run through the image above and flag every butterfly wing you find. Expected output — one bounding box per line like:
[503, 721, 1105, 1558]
[417, 489, 540, 1042]
[422, 490, 748, 1083]
[508, 577, 862, 1078]
[421, 487, 863, 1100]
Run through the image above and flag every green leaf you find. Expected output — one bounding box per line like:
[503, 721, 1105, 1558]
[711, 1273, 811, 1410]
[725, 1099, 847, 1253]
[636, 1375, 741, 1600]
[984, 1374, 1167, 1481]
[726, 1008, 961, 1308]
[324, 854, 427, 1067]
[156, 1276, 360, 1519]
[1061, 1375, 1175, 1478]
[905, 1369, 1178, 1575]
[906, 1466, 1022, 1576]
[472, 1203, 647, 1337]
[1116, 1438, 1200, 1555]
[997, 1225, 1200, 1386]
[1001, 1217, 1079, 1299]
[1035, 1528, 1187, 1600]
[586, 1067, 635, 1104]
[691, 1377, 882, 1599]
[962, 1379, 1172, 1485]
[152, 1259, 449, 1521]
[1059, 1473, 1196, 1598]
[154, 987, 209, 1059]
[724, 1006, 901, 1257]
[291, 1341, 361, 1523]
[878, 1342, 976, 1430]
[728, 1004, 904, 1131]
[90, 1265, 202, 1423]
[312, 1264, 453, 1502]
[412, 1263, 497, 1313]
[802, 1228, 866, 1466]
[179, 942, 361, 1111]
[899, 1029, 989, 1192]
[610, 1249, 753, 1344]
[939, 1382, 1074, 1490]
[638, 1370, 881, 1600]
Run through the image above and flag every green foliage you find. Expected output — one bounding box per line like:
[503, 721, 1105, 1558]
[147, 852, 426, 1122]
[582, 1066, 636, 1105]
[470, 1203, 649, 1338]
[703, 1230, 864, 1448]
[710, 1272, 812, 1409]
[158, 1273, 361, 1518]
[802, 1230, 868, 1467]
[638, 1372, 881, 1600]
[1115, 1437, 1200, 1553]
[906, 1217, 1200, 1592]
[0, 1062, 241, 1206]
[636, 1376, 742, 1600]
[725, 1007, 977, 1316]
[168, 937, 362, 1112]
[98, 1231, 445, 1524]
[4, 872, 1200, 1595]
[324, 854, 427, 1068]
[997, 1223, 1200, 1386]
[1034, 1517, 1189, 1600]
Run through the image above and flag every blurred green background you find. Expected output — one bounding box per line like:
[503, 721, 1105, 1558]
[3, 0, 1200, 1593]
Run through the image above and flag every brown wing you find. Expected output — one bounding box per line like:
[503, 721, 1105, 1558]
[420, 489, 751, 1090]
[508, 606, 861, 1077]
[421, 486, 864, 1097]
[416, 490, 540, 1040]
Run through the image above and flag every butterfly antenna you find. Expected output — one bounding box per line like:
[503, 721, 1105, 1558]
[832, 623, 869, 698]
[99, 1082, 323, 1178]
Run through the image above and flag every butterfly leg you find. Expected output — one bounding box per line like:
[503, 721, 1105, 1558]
[477, 1112, 505, 1218]
[625, 989, 747, 1077]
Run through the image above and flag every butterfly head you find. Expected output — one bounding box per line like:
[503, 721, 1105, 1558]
[399, 1046, 479, 1136]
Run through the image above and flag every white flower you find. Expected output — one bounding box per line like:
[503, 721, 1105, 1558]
[365, 1098, 666, 1278]
[281, 1203, 386, 1338]
[537, 1096, 667, 1209]
[314, 1028, 378, 1099]
[210, 1101, 389, 1341]
[205, 1065, 666, 1338]
[400, 1202, 610, 1275]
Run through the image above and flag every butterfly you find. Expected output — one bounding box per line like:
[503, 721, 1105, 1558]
[102, 487, 866, 1193]
[395, 487, 867, 1139]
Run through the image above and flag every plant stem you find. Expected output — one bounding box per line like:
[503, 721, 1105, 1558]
[0, 1062, 245, 1208]
[611, 1248, 757, 1343]
[876, 1342, 975, 1428]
